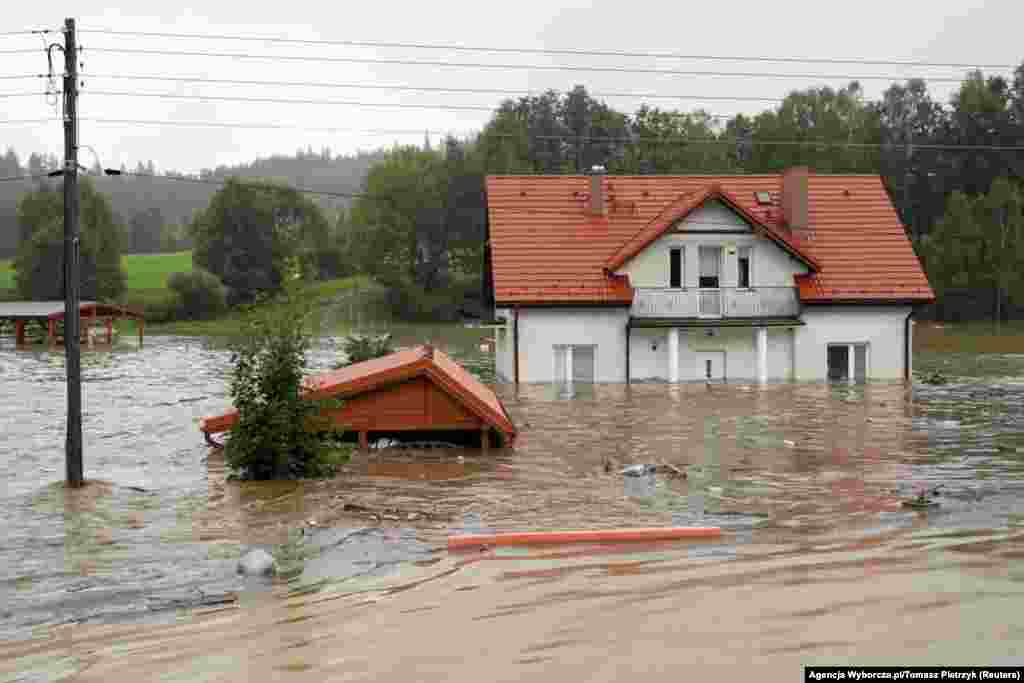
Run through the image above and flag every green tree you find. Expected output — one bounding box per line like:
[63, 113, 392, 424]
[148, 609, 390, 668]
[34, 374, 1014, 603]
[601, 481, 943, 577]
[167, 268, 228, 320]
[624, 106, 735, 174]
[128, 207, 165, 254]
[335, 333, 395, 368]
[981, 178, 1024, 323]
[736, 82, 882, 173]
[191, 178, 331, 305]
[225, 285, 350, 480]
[924, 179, 1024, 321]
[13, 177, 126, 301]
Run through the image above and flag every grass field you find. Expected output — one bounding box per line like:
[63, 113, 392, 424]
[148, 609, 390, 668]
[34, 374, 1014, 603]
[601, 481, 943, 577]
[150, 275, 377, 336]
[0, 251, 193, 294]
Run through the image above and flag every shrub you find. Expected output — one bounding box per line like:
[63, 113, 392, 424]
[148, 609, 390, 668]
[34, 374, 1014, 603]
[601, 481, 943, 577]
[314, 245, 355, 280]
[224, 285, 351, 480]
[167, 268, 228, 320]
[336, 333, 395, 368]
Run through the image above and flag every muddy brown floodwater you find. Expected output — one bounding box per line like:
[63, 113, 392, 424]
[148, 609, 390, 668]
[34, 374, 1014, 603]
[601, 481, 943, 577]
[1, 325, 1023, 681]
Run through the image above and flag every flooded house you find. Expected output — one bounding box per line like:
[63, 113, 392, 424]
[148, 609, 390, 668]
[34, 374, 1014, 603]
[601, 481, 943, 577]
[485, 167, 934, 384]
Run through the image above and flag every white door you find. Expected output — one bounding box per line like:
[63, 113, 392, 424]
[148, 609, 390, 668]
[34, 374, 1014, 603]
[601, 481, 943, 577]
[694, 351, 726, 381]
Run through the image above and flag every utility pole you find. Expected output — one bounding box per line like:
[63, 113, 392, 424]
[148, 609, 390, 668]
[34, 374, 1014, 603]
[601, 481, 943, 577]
[63, 17, 83, 486]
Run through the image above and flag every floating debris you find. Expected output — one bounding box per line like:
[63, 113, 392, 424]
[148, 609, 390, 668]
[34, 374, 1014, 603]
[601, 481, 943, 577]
[901, 498, 940, 511]
[237, 549, 277, 576]
[619, 464, 657, 477]
[918, 370, 950, 385]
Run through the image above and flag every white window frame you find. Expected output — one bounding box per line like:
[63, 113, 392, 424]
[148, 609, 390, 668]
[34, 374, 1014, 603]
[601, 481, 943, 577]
[698, 245, 723, 289]
[668, 246, 685, 290]
[827, 342, 869, 382]
[737, 246, 753, 290]
[553, 344, 597, 385]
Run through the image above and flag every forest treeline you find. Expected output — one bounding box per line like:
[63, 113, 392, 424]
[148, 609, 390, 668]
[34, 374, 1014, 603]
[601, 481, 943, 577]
[3, 63, 1024, 321]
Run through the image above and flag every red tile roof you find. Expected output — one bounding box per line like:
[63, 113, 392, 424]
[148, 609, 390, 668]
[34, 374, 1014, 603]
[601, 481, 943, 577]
[199, 346, 516, 441]
[486, 173, 934, 306]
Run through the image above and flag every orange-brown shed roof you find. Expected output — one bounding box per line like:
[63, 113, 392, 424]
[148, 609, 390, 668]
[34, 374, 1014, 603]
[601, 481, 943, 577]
[199, 346, 516, 441]
[486, 173, 933, 306]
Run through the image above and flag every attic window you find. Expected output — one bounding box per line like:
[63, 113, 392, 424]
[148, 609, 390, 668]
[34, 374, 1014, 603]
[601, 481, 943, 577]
[754, 191, 773, 206]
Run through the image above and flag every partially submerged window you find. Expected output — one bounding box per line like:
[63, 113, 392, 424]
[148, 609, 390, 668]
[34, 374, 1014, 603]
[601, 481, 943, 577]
[553, 344, 596, 387]
[669, 248, 683, 288]
[827, 343, 868, 382]
[737, 246, 752, 289]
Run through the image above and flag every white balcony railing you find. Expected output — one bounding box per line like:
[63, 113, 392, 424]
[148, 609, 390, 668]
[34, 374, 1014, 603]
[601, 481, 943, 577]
[631, 287, 800, 319]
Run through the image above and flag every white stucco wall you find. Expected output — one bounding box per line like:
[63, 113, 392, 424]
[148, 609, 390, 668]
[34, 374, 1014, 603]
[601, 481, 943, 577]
[501, 306, 911, 383]
[616, 202, 810, 289]
[515, 307, 630, 383]
[794, 306, 912, 381]
[629, 326, 795, 381]
[493, 307, 514, 382]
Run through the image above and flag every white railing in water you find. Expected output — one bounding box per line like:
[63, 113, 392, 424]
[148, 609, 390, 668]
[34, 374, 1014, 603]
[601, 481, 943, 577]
[631, 287, 800, 319]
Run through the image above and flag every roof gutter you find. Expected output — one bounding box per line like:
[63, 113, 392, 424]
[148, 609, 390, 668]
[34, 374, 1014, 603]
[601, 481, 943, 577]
[625, 321, 631, 385]
[904, 306, 916, 383]
[513, 305, 520, 385]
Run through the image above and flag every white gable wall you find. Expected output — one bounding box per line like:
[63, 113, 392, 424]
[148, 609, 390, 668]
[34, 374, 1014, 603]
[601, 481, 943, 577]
[515, 307, 629, 382]
[615, 202, 809, 288]
[795, 306, 911, 380]
[494, 307, 514, 382]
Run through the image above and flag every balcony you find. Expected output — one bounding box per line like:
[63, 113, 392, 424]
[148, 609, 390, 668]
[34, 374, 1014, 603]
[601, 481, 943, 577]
[631, 287, 800, 319]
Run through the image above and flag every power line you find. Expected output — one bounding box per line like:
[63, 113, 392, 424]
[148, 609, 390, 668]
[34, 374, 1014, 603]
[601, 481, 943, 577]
[0, 29, 60, 37]
[82, 47, 978, 83]
[84, 90, 503, 113]
[114, 170, 363, 201]
[0, 172, 51, 183]
[0, 48, 44, 55]
[0, 74, 46, 80]
[78, 118, 472, 135]
[0, 92, 49, 98]
[79, 90, 739, 118]
[73, 118, 1024, 151]
[102, 172, 785, 226]
[78, 28, 1019, 70]
[82, 74, 786, 103]
[0, 118, 58, 126]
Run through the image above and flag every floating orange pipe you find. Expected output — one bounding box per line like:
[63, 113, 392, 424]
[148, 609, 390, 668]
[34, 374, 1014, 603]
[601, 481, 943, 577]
[447, 526, 721, 550]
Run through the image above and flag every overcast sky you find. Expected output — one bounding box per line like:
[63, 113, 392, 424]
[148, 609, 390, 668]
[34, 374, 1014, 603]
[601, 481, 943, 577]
[2, 0, 1021, 175]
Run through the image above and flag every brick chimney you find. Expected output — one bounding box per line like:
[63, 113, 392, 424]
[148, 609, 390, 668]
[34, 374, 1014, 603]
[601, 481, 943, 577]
[781, 166, 811, 240]
[588, 165, 607, 216]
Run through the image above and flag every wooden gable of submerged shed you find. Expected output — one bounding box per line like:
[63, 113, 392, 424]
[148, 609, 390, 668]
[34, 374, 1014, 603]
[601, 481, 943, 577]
[322, 375, 483, 432]
[199, 345, 517, 446]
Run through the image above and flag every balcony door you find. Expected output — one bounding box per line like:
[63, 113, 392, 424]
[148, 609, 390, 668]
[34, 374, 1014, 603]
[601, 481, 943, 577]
[698, 246, 722, 316]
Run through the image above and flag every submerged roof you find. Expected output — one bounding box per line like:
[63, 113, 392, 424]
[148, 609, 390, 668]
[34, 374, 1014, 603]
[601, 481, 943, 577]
[0, 301, 145, 320]
[486, 174, 933, 306]
[200, 345, 516, 440]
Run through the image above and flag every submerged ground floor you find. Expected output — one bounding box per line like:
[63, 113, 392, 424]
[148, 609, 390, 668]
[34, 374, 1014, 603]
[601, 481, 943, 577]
[494, 305, 915, 383]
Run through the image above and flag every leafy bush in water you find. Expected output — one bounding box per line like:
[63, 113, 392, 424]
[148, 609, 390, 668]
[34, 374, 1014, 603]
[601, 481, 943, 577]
[225, 286, 351, 480]
[167, 268, 228, 320]
[336, 333, 395, 368]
